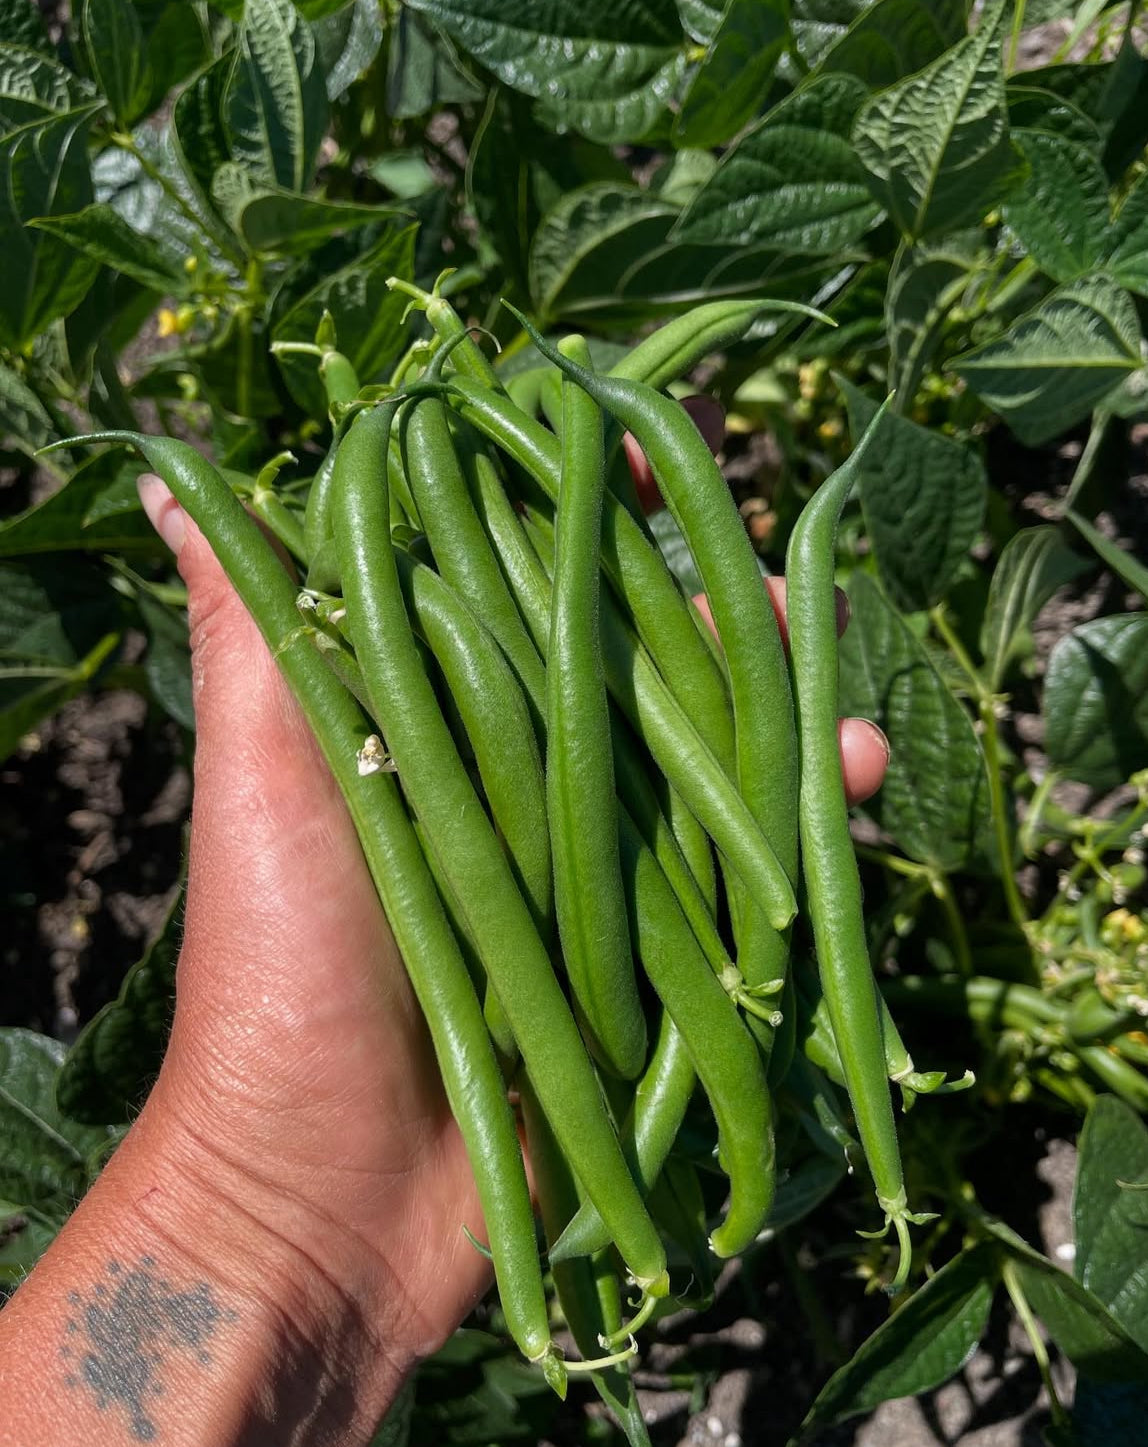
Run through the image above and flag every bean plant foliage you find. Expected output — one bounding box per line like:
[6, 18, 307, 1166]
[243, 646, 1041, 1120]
[2, 0, 1148, 1443]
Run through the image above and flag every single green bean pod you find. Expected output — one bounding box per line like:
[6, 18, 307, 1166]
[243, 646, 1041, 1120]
[547, 334, 646, 1079]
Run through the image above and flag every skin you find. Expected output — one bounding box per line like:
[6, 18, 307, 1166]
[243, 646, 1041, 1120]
[0, 404, 886, 1446]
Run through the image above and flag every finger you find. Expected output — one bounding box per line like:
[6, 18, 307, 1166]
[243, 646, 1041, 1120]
[840, 718, 890, 806]
[135, 476, 419, 1038]
[690, 578, 850, 649]
[625, 394, 725, 515]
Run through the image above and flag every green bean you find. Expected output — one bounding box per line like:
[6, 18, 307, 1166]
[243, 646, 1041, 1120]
[331, 404, 669, 1297]
[518, 496, 796, 935]
[519, 1078, 649, 1427]
[406, 374, 736, 771]
[547, 334, 646, 1079]
[508, 307, 799, 998]
[617, 807, 775, 1259]
[552, 1010, 695, 1264]
[320, 347, 360, 413]
[249, 452, 307, 563]
[386, 276, 506, 392]
[785, 399, 929, 1291]
[505, 365, 551, 417]
[65, 430, 556, 1373]
[607, 297, 832, 391]
[400, 396, 546, 732]
[393, 548, 552, 944]
[303, 437, 342, 562]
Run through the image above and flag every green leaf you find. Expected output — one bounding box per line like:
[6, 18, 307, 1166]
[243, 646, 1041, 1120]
[28, 202, 189, 294]
[790, 0, 873, 69]
[139, 1, 212, 109]
[1044, 613, 1148, 791]
[820, 0, 968, 90]
[384, 7, 483, 118]
[529, 183, 678, 324]
[238, 189, 404, 256]
[56, 883, 183, 1126]
[0, 629, 120, 762]
[949, 274, 1143, 446]
[674, 74, 881, 252]
[0, 1037, 105, 1195]
[1106, 170, 1148, 299]
[170, 54, 235, 232]
[0, 0, 52, 55]
[0, 108, 101, 350]
[294, 0, 353, 17]
[885, 242, 974, 404]
[0, 450, 155, 557]
[1065, 509, 1148, 604]
[81, 0, 153, 126]
[1006, 1251, 1148, 1384]
[225, 0, 330, 193]
[406, 0, 685, 144]
[852, 0, 1022, 240]
[1003, 130, 1110, 283]
[139, 593, 195, 730]
[838, 571, 994, 871]
[801, 1245, 998, 1431]
[272, 221, 417, 414]
[0, 46, 95, 129]
[1074, 1096, 1148, 1355]
[0, 1030, 109, 1241]
[672, 0, 788, 149]
[0, 361, 55, 456]
[842, 380, 987, 612]
[1006, 83, 1102, 149]
[312, 0, 386, 101]
[979, 525, 1090, 692]
[649, 506, 704, 597]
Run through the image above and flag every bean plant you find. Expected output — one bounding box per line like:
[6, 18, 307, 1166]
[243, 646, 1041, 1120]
[2, 1, 1148, 1444]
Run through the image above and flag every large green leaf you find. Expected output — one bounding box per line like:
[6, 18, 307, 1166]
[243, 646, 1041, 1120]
[0, 107, 101, 350]
[225, 0, 329, 193]
[801, 1245, 998, 1431]
[406, 0, 685, 144]
[384, 6, 483, 118]
[1007, 1251, 1148, 1384]
[674, 74, 881, 252]
[1065, 508, 1148, 604]
[1044, 613, 1148, 790]
[843, 380, 986, 612]
[28, 202, 190, 294]
[789, 0, 873, 69]
[885, 242, 974, 404]
[949, 274, 1143, 446]
[1106, 170, 1148, 299]
[672, 0, 788, 148]
[529, 183, 678, 323]
[1003, 129, 1110, 284]
[81, 0, 153, 127]
[56, 883, 183, 1126]
[820, 0, 968, 90]
[0, 46, 95, 130]
[0, 0, 52, 55]
[1074, 1097, 1148, 1355]
[852, 0, 1022, 240]
[139, 593, 195, 730]
[838, 571, 994, 871]
[238, 189, 405, 256]
[979, 525, 1090, 692]
[0, 451, 154, 557]
[312, 0, 386, 101]
[272, 222, 417, 414]
[0, 361, 55, 456]
[1006, 83, 1103, 149]
[137, 0, 211, 110]
[0, 1030, 110, 1271]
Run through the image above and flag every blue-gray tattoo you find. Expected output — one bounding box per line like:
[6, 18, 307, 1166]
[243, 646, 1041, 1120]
[60, 1257, 238, 1441]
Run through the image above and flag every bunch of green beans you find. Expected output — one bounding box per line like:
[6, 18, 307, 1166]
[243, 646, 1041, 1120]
[57, 280, 972, 1431]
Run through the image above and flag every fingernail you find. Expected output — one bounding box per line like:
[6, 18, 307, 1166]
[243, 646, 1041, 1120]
[864, 719, 890, 763]
[138, 475, 186, 555]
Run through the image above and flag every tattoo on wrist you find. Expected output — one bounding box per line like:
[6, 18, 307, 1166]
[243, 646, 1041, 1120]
[59, 1257, 238, 1442]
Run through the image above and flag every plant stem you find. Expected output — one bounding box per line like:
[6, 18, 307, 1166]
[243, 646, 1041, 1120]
[1006, 0, 1027, 75]
[932, 872, 974, 978]
[1001, 1260, 1072, 1437]
[930, 607, 1028, 930]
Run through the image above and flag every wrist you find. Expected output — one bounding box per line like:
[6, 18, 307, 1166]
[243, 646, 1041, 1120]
[0, 1084, 412, 1447]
